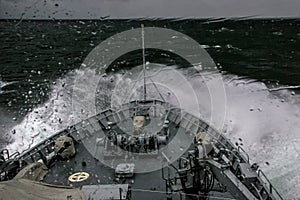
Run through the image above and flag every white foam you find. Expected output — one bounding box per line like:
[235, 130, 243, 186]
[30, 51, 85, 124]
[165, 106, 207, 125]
[5, 71, 76, 153]
[222, 75, 300, 198]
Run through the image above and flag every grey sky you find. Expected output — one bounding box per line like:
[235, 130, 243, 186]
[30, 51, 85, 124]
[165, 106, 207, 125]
[0, 0, 299, 19]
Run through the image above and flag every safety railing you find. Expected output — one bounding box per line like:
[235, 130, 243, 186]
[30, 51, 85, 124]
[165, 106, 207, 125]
[258, 169, 283, 200]
[237, 146, 250, 163]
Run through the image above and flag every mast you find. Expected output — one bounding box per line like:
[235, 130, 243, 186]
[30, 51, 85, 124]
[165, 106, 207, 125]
[141, 24, 147, 101]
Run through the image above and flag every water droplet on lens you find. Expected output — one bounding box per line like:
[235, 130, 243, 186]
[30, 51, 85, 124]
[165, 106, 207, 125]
[265, 162, 270, 166]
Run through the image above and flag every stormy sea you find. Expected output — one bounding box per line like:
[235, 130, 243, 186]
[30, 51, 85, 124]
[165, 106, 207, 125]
[0, 19, 299, 199]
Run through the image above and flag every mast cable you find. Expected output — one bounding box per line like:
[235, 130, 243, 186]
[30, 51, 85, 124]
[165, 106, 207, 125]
[141, 24, 147, 101]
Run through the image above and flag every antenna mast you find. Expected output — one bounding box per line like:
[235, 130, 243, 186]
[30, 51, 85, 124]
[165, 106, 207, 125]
[141, 24, 147, 101]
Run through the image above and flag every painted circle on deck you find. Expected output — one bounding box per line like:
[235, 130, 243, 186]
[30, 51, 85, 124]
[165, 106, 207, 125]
[68, 172, 90, 183]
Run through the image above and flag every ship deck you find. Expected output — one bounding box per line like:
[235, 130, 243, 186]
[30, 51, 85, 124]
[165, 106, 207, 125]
[42, 123, 232, 200]
[1, 100, 282, 200]
[43, 139, 169, 200]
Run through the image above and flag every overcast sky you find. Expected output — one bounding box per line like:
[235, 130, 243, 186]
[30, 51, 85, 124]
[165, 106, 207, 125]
[0, 0, 299, 19]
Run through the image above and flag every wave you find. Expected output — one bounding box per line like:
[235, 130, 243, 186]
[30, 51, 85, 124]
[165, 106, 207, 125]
[0, 80, 18, 95]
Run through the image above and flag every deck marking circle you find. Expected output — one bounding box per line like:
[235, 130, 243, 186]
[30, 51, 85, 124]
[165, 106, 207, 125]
[68, 172, 90, 183]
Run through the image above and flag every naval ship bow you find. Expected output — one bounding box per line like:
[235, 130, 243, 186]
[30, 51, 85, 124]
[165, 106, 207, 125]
[0, 25, 283, 200]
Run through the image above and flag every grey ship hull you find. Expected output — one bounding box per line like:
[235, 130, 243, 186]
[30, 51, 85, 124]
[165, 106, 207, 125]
[0, 100, 283, 200]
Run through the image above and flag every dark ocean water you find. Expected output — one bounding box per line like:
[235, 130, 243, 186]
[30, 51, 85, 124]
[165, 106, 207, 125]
[1, 19, 299, 108]
[1, 19, 299, 135]
[0, 19, 300, 198]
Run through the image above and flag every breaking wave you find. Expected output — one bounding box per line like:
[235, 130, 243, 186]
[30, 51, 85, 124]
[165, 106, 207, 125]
[4, 67, 300, 199]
